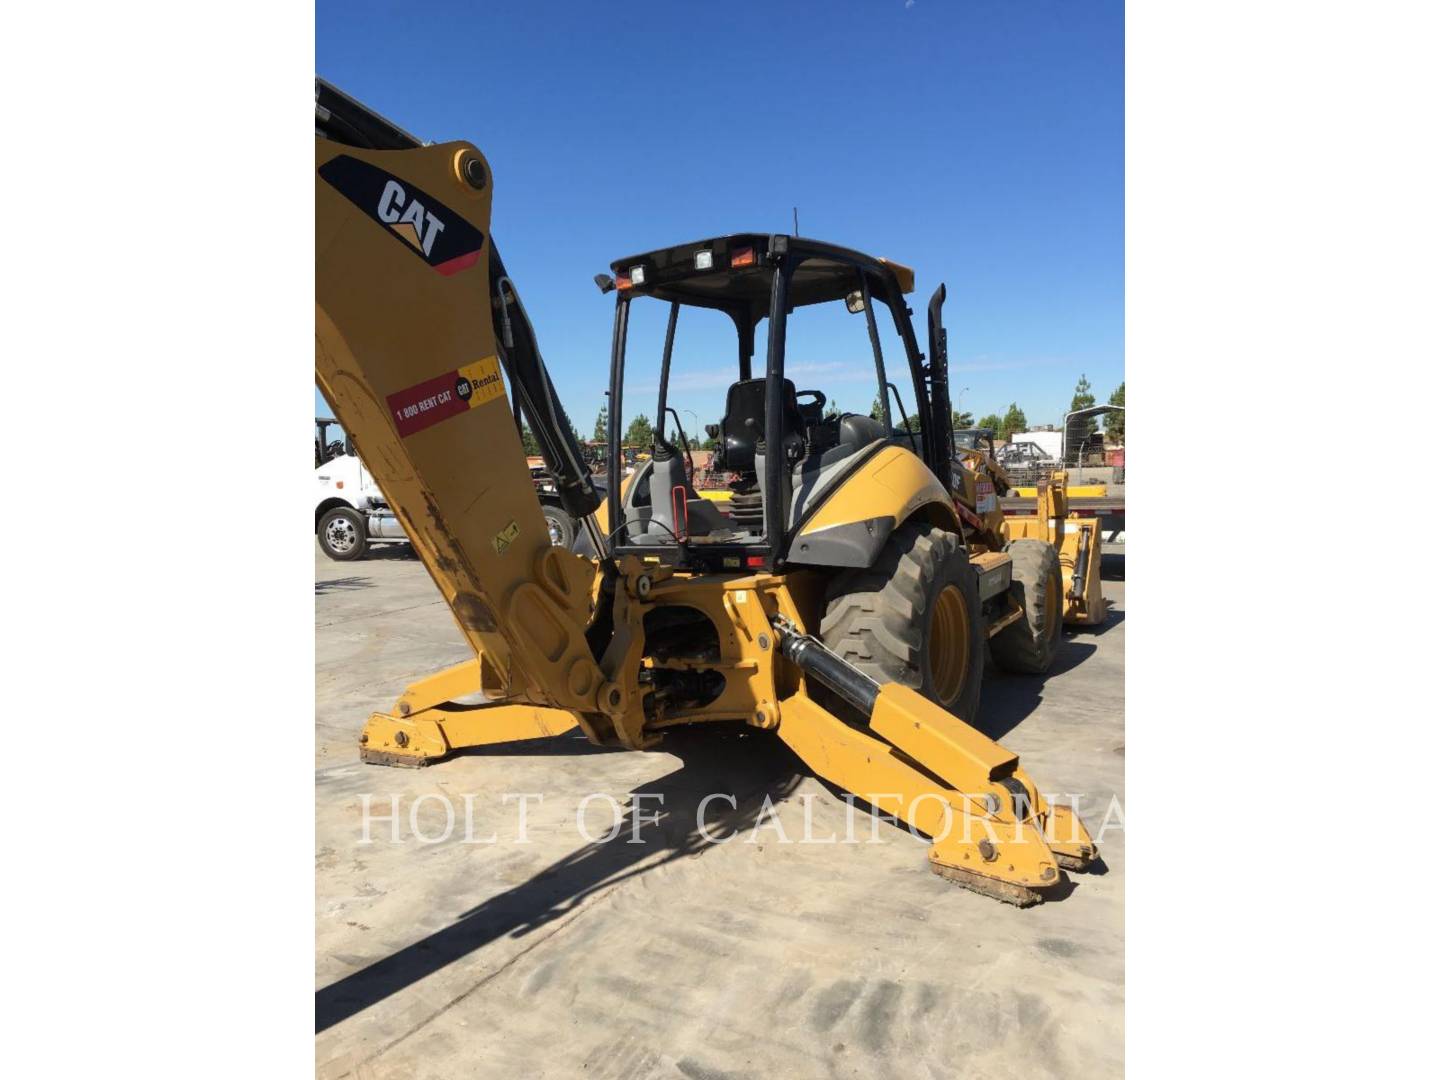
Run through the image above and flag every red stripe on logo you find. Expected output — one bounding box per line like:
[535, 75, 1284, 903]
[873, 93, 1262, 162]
[386, 370, 468, 438]
[432, 249, 482, 277]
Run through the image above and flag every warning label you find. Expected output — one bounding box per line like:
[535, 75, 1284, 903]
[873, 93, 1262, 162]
[492, 520, 520, 556]
[386, 355, 505, 438]
[975, 480, 997, 514]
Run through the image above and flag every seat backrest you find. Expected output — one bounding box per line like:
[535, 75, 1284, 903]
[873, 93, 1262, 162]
[645, 444, 691, 540]
[718, 377, 802, 474]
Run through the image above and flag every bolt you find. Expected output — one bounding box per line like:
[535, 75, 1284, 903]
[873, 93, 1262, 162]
[758, 633, 770, 651]
[609, 688, 622, 707]
[359, 733, 368, 745]
[755, 710, 765, 723]
[461, 155, 487, 190]
[978, 839, 997, 862]
[1041, 866, 1057, 882]
[395, 731, 409, 748]
[398, 701, 411, 717]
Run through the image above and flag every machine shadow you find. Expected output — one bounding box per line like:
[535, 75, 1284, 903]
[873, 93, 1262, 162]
[449, 729, 621, 759]
[315, 727, 802, 1034]
[314, 576, 373, 594]
[972, 639, 1097, 742]
[357, 545, 420, 561]
[1068, 607, 1125, 638]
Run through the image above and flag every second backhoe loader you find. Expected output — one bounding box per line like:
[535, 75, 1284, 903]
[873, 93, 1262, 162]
[315, 80, 1098, 905]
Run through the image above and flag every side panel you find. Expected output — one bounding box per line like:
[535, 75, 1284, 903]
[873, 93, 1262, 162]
[788, 445, 960, 567]
[316, 140, 600, 708]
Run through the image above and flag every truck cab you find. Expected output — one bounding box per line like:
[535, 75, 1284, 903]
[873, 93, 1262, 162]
[314, 418, 407, 560]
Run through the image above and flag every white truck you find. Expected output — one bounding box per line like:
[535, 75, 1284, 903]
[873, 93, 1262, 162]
[314, 419, 581, 560]
[314, 420, 410, 560]
[1011, 427, 1064, 459]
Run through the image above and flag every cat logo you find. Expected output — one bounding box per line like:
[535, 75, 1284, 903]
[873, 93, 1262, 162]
[318, 154, 486, 276]
[376, 180, 446, 257]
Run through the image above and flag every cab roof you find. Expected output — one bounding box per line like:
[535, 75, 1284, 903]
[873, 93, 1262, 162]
[608, 233, 914, 318]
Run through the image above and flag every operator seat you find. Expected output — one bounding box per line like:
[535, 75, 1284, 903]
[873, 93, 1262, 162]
[715, 377, 806, 474]
[641, 436, 728, 542]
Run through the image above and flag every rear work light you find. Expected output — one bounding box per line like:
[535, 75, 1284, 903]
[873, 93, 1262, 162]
[694, 249, 714, 271]
[629, 265, 646, 285]
[730, 247, 756, 268]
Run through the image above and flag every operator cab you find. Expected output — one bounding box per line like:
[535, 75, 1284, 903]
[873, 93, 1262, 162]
[596, 233, 955, 573]
[315, 417, 353, 467]
[953, 427, 997, 457]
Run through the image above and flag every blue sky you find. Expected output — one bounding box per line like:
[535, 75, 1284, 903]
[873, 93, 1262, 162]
[317, 0, 1122, 437]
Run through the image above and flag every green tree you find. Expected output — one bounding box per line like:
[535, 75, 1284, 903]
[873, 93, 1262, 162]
[823, 402, 840, 420]
[593, 404, 609, 442]
[623, 414, 655, 447]
[977, 412, 1003, 434]
[951, 408, 975, 429]
[1106, 382, 1125, 443]
[874, 393, 919, 432]
[1070, 374, 1097, 436]
[999, 403, 1027, 440]
[519, 424, 541, 456]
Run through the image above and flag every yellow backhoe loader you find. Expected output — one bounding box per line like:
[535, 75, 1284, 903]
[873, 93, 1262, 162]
[951, 429, 1108, 629]
[315, 80, 1100, 905]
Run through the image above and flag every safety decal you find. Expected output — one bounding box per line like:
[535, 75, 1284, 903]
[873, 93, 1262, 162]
[386, 355, 505, 438]
[492, 520, 520, 556]
[318, 155, 485, 276]
[975, 479, 997, 515]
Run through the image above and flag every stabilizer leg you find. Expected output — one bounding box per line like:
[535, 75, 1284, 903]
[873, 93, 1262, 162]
[1061, 518, 1108, 626]
[777, 694, 1091, 905]
[772, 620, 1096, 905]
[359, 659, 578, 766]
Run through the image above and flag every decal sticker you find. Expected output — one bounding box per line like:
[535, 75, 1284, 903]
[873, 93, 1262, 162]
[386, 355, 505, 438]
[318, 155, 485, 276]
[955, 500, 984, 529]
[975, 479, 997, 514]
[492, 520, 520, 556]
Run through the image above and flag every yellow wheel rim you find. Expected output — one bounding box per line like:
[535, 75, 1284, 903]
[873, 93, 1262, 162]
[929, 584, 971, 705]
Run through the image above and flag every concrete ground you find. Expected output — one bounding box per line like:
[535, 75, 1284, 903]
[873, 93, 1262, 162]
[316, 546, 1125, 1080]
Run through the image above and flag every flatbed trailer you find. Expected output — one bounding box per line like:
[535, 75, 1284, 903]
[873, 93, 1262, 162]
[1002, 493, 1125, 544]
[1001, 494, 1124, 515]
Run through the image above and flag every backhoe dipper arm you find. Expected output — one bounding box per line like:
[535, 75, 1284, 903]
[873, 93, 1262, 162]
[315, 81, 612, 724]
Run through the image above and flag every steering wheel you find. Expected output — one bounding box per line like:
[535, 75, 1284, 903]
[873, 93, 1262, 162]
[795, 390, 827, 412]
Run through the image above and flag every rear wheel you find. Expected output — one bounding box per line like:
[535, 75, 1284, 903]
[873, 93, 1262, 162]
[542, 504, 577, 548]
[990, 539, 1063, 674]
[318, 506, 368, 561]
[819, 523, 985, 722]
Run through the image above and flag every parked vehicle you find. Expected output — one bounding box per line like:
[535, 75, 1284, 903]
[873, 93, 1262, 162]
[314, 420, 409, 561]
[315, 420, 589, 560]
[994, 439, 1054, 487]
